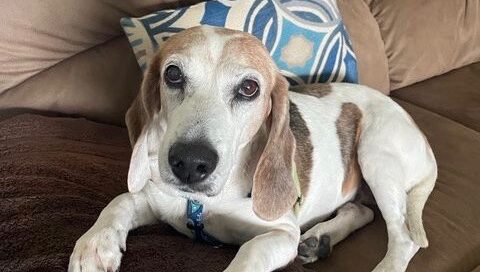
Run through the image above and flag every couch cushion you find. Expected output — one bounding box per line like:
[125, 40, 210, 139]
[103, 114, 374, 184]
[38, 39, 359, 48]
[368, 0, 480, 90]
[391, 61, 480, 132]
[337, 0, 390, 94]
[0, 0, 200, 92]
[0, 0, 200, 125]
[0, 37, 142, 125]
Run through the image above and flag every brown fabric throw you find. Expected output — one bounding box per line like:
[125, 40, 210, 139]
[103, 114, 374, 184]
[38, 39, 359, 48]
[0, 114, 306, 272]
[1, 109, 480, 271]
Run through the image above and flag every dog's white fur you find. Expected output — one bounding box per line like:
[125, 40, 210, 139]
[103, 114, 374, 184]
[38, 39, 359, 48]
[69, 26, 437, 272]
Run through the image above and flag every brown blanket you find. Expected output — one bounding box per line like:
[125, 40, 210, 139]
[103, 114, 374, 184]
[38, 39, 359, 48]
[2, 113, 480, 272]
[0, 114, 307, 272]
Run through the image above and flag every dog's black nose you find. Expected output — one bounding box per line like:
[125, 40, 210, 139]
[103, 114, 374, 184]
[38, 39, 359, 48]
[168, 142, 218, 184]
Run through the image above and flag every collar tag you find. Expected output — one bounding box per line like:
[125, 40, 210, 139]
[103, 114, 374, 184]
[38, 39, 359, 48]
[186, 199, 224, 247]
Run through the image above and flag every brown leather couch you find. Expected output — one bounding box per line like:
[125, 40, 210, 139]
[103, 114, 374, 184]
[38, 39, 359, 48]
[1, 1, 479, 271]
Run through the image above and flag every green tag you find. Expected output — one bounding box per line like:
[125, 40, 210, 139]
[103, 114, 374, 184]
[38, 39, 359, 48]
[291, 162, 303, 215]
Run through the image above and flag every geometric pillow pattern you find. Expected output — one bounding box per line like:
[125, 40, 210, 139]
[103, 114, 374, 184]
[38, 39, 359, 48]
[121, 0, 358, 85]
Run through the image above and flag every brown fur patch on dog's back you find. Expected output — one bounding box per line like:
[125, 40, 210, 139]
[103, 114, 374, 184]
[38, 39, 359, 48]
[290, 83, 332, 98]
[336, 103, 363, 196]
[289, 101, 313, 197]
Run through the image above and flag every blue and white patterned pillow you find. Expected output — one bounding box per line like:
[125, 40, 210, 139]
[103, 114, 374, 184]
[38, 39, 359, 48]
[121, 0, 358, 85]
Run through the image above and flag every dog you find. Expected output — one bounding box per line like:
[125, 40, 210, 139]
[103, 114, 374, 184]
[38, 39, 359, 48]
[69, 26, 437, 272]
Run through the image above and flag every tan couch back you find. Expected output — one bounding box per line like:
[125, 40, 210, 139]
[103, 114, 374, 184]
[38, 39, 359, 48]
[340, 0, 480, 91]
[368, 0, 480, 90]
[1, 0, 479, 124]
[0, 0, 198, 124]
[337, 0, 390, 93]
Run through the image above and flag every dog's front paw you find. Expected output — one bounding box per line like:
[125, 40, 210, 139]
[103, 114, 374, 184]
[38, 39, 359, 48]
[68, 226, 127, 272]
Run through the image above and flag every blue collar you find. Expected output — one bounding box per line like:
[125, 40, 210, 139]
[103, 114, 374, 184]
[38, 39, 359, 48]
[185, 161, 303, 247]
[186, 199, 224, 247]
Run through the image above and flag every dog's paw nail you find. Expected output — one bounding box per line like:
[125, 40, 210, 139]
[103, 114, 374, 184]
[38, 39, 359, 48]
[317, 234, 331, 259]
[298, 237, 317, 255]
[297, 237, 320, 264]
[304, 237, 319, 248]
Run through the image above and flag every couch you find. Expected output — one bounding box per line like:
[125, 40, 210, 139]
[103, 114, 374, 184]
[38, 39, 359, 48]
[1, 1, 479, 271]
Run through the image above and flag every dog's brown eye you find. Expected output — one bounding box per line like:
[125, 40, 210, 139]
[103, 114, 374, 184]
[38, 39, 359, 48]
[239, 79, 259, 98]
[165, 65, 184, 87]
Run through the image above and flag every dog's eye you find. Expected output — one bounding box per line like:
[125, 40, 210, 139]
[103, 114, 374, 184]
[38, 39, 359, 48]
[165, 65, 184, 87]
[238, 79, 259, 99]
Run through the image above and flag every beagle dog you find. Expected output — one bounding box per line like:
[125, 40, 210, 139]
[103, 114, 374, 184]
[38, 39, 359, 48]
[69, 26, 437, 272]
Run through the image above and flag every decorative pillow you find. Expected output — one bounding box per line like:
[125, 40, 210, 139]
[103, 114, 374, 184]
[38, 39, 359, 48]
[121, 0, 358, 85]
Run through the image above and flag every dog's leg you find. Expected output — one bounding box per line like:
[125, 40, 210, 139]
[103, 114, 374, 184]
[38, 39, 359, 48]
[360, 154, 422, 272]
[69, 192, 156, 272]
[207, 199, 300, 272]
[224, 228, 300, 272]
[297, 202, 374, 264]
[369, 184, 419, 272]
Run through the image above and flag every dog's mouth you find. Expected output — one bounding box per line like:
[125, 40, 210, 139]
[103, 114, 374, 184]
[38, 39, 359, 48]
[176, 181, 217, 197]
[161, 174, 219, 197]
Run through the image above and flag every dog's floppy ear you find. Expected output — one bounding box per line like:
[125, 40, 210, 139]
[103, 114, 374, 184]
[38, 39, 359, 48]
[127, 124, 150, 193]
[252, 74, 297, 221]
[126, 54, 162, 145]
[125, 54, 162, 192]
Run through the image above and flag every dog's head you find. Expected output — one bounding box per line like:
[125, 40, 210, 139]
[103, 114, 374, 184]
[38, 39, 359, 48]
[126, 26, 297, 221]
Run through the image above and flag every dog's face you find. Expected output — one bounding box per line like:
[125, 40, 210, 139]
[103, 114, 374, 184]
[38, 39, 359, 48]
[156, 27, 276, 196]
[126, 26, 298, 221]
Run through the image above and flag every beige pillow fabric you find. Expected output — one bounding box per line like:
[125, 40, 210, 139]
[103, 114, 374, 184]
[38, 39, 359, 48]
[0, 0, 199, 92]
[337, 0, 390, 93]
[0, 37, 142, 125]
[368, 0, 480, 90]
[0, 0, 199, 124]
